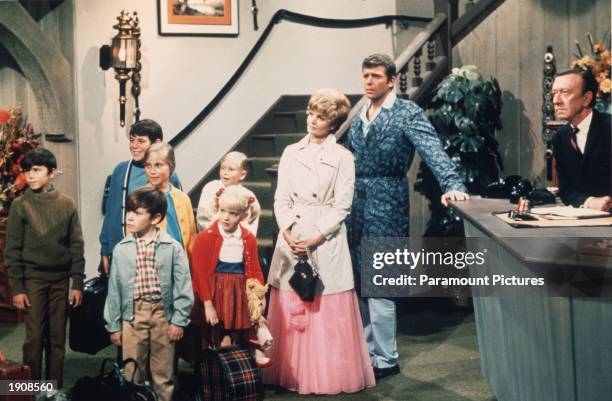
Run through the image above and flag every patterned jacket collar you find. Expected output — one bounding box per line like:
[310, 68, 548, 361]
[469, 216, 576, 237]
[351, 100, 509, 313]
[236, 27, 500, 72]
[353, 96, 402, 150]
[360, 90, 397, 124]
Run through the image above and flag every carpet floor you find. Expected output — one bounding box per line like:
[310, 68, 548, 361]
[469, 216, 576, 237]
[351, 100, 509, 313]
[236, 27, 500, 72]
[0, 298, 496, 401]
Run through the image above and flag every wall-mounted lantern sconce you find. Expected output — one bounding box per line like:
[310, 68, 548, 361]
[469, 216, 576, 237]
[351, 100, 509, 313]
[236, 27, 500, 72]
[100, 10, 142, 127]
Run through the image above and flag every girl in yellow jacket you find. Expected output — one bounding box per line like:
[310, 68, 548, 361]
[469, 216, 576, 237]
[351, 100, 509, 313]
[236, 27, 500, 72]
[144, 143, 197, 257]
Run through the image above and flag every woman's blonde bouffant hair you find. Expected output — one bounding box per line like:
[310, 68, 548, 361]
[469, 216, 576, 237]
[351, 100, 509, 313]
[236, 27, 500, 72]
[307, 88, 351, 132]
[214, 184, 260, 224]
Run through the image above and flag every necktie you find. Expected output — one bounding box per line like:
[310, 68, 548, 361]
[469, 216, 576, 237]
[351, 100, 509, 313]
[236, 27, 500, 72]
[570, 126, 580, 153]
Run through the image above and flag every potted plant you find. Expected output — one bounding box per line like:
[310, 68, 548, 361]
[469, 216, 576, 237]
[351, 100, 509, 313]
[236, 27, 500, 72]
[414, 65, 503, 236]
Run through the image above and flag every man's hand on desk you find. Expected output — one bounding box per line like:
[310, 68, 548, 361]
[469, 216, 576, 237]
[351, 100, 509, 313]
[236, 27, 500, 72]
[585, 196, 612, 212]
[441, 190, 470, 207]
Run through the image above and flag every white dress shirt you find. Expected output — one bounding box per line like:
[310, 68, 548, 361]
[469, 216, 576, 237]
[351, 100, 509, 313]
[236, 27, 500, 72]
[572, 110, 595, 207]
[218, 225, 244, 263]
[573, 110, 593, 153]
[359, 91, 397, 137]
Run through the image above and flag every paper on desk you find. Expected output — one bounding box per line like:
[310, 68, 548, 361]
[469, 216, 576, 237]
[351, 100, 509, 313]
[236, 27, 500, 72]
[531, 206, 611, 219]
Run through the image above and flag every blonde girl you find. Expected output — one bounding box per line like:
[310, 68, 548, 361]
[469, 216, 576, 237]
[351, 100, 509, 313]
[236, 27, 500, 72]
[191, 185, 270, 366]
[144, 143, 197, 255]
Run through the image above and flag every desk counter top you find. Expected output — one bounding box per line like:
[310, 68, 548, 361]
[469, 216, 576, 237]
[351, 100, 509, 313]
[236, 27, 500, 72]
[449, 197, 611, 270]
[449, 196, 611, 238]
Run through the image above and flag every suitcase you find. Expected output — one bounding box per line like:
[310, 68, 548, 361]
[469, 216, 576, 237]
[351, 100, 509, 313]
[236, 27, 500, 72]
[0, 357, 33, 401]
[69, 274, 111, 354]
[200, 346, 263, 401]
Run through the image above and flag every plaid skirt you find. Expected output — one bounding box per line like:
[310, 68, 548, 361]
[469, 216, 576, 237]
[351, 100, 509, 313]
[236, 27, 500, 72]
[210, 272, 252, 330]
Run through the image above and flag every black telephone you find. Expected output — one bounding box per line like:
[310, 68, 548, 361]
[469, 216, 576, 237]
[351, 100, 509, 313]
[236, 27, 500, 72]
[482, 175, 555, 205]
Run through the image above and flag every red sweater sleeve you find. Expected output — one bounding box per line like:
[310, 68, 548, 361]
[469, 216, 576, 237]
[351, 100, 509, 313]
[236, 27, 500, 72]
[191, 232, 212, 302]
[247, 237, 265, 285]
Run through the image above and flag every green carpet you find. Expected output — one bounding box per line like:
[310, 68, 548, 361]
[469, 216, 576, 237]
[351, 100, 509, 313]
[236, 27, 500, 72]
[0, 299, 496, 401]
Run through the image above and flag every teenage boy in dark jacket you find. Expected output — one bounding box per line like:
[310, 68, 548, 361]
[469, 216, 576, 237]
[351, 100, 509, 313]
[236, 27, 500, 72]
[99, 119, 182, 273]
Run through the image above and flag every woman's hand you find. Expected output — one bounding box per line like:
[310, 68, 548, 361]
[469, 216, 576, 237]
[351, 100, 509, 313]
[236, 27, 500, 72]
[304, 233, 326, 250]
[283, 229, 307, 256]
[204, 300, 219, 326]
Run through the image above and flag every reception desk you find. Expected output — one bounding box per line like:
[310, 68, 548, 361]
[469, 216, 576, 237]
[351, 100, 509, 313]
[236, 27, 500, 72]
[450, 197, 612, 401]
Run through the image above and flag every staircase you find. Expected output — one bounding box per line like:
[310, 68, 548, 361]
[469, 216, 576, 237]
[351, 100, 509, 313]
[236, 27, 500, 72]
[188, 95, 361, 266]
[187, 0, 506, 267]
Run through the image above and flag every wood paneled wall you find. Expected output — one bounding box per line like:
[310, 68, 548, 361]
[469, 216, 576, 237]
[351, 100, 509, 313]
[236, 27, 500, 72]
[399, 0, 610, 236]
[455, 0, 610, 184]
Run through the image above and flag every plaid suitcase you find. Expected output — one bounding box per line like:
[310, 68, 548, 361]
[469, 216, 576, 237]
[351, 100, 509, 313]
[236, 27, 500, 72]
[200, 346, 263, 401]
[0, 358, 33, 401]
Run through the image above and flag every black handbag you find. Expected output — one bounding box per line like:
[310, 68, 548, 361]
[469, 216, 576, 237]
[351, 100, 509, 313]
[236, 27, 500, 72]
[288, 250, 319, 302]
[72, 358, 158, 401]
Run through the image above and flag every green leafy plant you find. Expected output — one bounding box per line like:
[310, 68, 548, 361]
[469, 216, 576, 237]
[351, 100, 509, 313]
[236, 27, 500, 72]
[414, 65, 503, 236]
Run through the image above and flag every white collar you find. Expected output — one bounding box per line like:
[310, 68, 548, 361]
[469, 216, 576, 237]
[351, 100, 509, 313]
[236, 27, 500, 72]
[380, 90, 397, 109]
[297, 133, 337, 150]
[574, 110, 593, 135]
[219, 225, 242, 240]
[361, 90, 397, 120]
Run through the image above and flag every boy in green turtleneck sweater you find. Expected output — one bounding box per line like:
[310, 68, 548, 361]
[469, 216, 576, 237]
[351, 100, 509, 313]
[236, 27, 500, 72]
[4, 148, 85, 396]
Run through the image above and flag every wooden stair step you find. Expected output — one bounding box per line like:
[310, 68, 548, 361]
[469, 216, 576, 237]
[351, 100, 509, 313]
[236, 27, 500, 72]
[248, 157, 281, 180]
[257, 238, 275, 275]
[250, 133, 306, 157]
[257, 209, 276, 239]
[271, 111, 307, 133]
[242, 180, 274, 205]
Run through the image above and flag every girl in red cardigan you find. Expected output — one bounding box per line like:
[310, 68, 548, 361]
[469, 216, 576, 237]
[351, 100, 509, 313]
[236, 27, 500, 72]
[191, 185, 271, 367]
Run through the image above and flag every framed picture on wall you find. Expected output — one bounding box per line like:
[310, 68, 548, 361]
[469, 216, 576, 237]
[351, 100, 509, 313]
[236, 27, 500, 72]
[158, 0, 239, 36]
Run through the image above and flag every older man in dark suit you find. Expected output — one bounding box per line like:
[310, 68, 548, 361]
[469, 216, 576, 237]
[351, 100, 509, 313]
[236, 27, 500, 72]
[551, 68, 612, 211]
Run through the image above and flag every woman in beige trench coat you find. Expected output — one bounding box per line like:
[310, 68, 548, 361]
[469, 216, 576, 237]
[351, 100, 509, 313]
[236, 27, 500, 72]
[262, 89, 375, 395]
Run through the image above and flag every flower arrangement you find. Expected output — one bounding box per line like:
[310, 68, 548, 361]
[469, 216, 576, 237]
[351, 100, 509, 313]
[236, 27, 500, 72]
[572, 33, 611, 101]
[0, 106, 40, 221]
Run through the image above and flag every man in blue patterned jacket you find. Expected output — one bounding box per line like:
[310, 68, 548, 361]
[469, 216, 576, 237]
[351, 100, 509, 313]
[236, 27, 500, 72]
[346, 54, 469, 380]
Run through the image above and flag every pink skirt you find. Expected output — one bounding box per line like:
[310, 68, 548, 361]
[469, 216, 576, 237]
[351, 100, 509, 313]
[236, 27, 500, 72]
[262, 288, 376, 395]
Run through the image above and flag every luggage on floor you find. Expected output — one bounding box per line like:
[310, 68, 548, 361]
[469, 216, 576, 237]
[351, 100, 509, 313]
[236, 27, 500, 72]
[0, 353, 33, 401]
[69, 274, 111, 354]
[71, 358, 157, 401]
[200, 345, 263, 401]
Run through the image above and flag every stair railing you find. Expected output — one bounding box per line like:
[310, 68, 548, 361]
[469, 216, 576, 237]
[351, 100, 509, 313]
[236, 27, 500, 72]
[266, 0, 506, 177]
[334, 11, 451, 142]
[168, 10, 431, 148]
